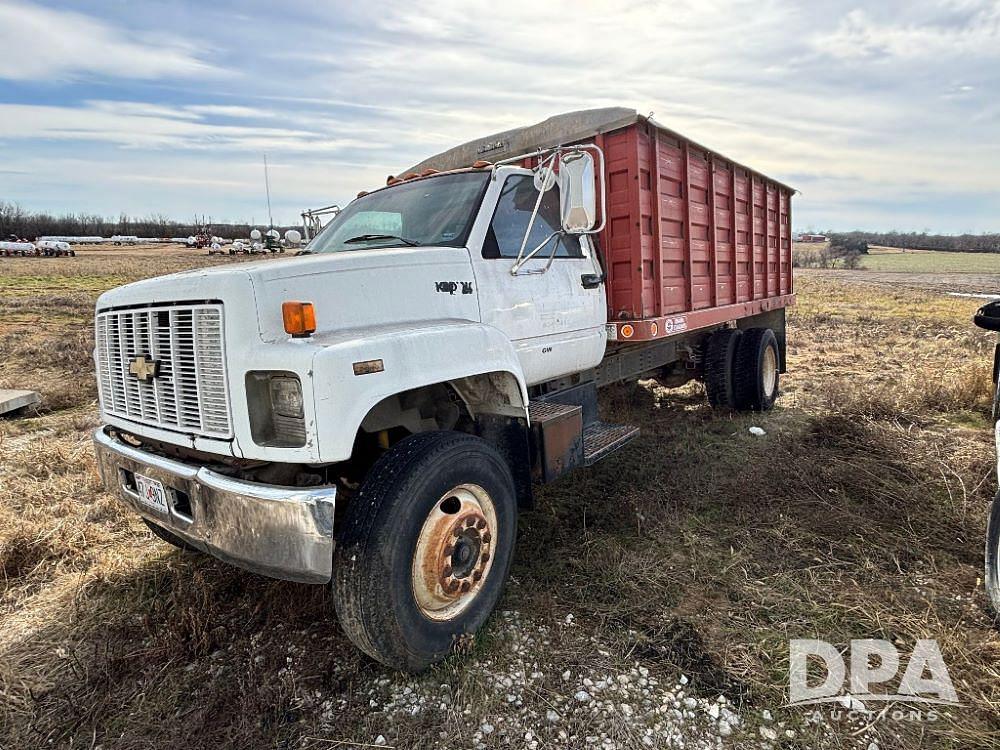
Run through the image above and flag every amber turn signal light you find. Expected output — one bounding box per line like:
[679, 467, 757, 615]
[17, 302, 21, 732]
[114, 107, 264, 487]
[282, 301, 316, 337]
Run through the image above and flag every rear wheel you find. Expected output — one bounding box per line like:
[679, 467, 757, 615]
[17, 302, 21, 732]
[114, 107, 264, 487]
[331, 431, 517, 671]
[704, 328, 743, 408]
[986, 491, 1000, 616]
[733, 327, 780, 411]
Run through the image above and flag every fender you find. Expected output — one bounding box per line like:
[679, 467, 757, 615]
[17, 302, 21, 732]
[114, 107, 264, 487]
[308, 319, 529, 462]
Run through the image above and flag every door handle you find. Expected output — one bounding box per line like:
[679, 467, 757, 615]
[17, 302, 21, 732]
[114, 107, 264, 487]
[581, 273, 605, 289]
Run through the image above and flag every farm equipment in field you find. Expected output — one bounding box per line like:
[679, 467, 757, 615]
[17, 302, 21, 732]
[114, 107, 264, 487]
[301, 203, 341, 243]
[1, 236, 74, 257]
[1, 236, 36, 256]
[974, 299, 1000, 614]
[241, 228, 284, 254]
[184, 227, 219, 251]
[263, 229, 283, 253]
[36, 240, 76, 257]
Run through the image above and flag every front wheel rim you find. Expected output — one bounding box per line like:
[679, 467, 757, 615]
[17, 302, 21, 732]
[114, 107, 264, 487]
[411, 483, 498, 621]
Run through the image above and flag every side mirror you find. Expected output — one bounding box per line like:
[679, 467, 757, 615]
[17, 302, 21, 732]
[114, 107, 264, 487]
[558, 151, 597, 233]
[975, 300, 1000, 331]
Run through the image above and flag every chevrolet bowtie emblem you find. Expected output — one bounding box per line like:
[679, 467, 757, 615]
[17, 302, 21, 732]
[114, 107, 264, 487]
[129, 355, 160, 383]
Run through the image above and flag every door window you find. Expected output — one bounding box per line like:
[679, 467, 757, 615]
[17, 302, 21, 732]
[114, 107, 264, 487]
[483, 175, 582, 259]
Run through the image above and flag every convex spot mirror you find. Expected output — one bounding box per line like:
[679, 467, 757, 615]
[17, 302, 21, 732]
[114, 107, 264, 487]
[533, 166, 557, 192]
[558, 151, 597, 233]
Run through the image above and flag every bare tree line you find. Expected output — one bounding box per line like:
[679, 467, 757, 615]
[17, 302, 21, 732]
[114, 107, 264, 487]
[827, 230, 1000, 253]
[0, 201, 295, 240]
[793, 244, 864, 269]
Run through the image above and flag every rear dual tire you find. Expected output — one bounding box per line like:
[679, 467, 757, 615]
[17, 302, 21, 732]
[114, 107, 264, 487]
[734, 327, 780, 411]
[705, 328, 742, 408]
[704, 327, 780, 412]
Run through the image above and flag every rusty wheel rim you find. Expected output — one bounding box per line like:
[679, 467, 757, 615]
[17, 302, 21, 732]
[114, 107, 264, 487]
[411, 483, 498, 621]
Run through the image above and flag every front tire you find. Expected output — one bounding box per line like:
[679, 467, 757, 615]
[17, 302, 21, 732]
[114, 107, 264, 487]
[986, 491, 1000, 616]
[331, 431, 517, 671]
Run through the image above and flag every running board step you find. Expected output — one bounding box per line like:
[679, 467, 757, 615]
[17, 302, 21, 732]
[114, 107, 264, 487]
[529, 400, 583, 483]
[582, 422, 639, 466]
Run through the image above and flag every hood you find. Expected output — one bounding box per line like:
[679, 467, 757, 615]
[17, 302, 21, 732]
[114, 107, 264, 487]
[248, 246, 481, 341]
[96, 262, 255, 311]
[96, 246, 482, 343]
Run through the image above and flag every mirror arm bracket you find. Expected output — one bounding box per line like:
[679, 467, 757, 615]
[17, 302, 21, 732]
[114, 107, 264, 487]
[509, 152, 558, 275]
[510, 230, 562, 276]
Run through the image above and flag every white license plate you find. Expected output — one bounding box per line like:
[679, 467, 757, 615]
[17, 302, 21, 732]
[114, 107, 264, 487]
[134, 473, 169, 513]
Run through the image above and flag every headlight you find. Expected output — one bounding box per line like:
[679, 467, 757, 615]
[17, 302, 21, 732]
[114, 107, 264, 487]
[246, 371, 307, 447]
[270, 376, 304, 418]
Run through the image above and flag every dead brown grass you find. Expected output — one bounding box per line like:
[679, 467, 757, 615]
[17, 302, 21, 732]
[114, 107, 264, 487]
[1, 256, 999, 748]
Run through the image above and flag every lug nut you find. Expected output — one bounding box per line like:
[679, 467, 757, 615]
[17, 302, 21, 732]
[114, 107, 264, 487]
[482, 532, 492, 544]
[460, 581, 471, 593]
[442, 565, 453, 577]
[476, 519, 486, 529]
[473, 571, 483, 582]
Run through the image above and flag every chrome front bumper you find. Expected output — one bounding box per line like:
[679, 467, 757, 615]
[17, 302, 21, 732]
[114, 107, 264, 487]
[93, 427, 336, 583]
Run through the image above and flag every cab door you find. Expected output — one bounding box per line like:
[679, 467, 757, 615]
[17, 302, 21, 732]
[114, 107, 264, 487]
[469, 170, 607, 386]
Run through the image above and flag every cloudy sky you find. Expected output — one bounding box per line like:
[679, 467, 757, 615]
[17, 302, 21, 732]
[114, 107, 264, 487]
[0, 0, 997, 233]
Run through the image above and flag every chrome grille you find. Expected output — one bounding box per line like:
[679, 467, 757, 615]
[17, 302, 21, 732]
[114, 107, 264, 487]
[95, 304, 232, 438]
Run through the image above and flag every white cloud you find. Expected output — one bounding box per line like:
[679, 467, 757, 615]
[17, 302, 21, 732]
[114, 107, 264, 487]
[0, 101, 387, 153]
[86, 101, 202, 121]
[184, 105, 265, 119]
[0, 151, 382, 225]
[0, 0, 221, 81]
[0, 0, 997, 232]
[811, 4, 1000, 62]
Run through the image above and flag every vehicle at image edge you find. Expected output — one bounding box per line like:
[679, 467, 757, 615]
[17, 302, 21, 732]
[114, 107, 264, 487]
[973, 301, 1000, 617]
[92, 108, 795, 671]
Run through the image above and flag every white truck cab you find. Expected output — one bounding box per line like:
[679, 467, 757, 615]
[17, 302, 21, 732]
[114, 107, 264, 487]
[93, 111, 787, 671]
[93, 149, 624, 669]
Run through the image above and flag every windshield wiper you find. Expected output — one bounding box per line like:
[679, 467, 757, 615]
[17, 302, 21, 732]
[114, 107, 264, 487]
[343, 234, 422, 247]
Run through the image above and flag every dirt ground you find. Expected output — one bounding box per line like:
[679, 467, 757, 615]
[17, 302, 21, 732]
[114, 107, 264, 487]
[1, 250, 999, 749]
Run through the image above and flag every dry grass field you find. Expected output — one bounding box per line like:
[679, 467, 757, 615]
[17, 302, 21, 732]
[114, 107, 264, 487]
[2, 250, 1000, 749]
[794, 240, 1000, 277]
[862, 247, 1000, 274]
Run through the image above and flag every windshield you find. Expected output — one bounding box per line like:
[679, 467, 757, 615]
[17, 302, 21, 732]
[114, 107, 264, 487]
[308, 172, 490, 253]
